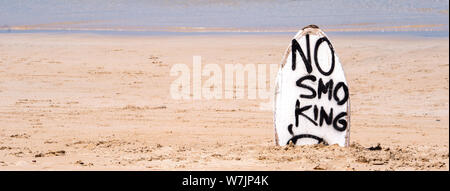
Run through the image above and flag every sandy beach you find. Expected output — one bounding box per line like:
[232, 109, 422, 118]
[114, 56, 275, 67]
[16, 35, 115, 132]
[0, 33, 448, 170]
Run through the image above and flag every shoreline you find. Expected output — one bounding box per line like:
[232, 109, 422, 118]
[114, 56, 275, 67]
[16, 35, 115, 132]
[1, 29, 449, 38]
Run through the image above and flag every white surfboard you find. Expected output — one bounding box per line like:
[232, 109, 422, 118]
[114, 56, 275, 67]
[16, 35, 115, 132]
[274, 25, 350, 147]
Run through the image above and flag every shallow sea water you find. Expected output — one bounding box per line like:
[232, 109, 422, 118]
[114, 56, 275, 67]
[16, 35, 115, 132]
[0, 0, 448, 36]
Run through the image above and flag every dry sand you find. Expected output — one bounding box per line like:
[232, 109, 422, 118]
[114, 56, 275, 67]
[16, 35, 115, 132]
[0, 33, 448, 170]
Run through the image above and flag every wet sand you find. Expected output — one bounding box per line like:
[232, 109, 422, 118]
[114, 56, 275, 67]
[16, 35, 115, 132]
[0, 33, 448, 170]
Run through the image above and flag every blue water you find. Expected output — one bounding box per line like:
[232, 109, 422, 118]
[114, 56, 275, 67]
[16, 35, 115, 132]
[0, 0, 448, 36]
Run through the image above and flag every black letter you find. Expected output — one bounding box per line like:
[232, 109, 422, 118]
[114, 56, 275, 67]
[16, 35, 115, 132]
[333, 82, 349, 105]
[318, 78, 333, 100]
[333, 112, 347, 131]
[295, 100, 317, 127]
[314, 37, 335, 76]
[296, 75, 316, 99]
[313, 105, 318, 121]
[319, 106, 333, 127]
[291, 35, 312, 72]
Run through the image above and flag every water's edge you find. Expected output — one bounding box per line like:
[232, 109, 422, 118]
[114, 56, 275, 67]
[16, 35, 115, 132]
[1, 29, 448, 38]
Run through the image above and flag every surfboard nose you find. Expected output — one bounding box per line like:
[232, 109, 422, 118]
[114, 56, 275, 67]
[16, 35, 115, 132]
[302, 24, 320, 30]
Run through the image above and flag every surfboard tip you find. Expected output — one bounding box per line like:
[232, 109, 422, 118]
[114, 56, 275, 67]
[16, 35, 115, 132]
[302, 24, 320, 30]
